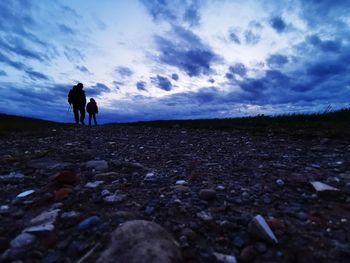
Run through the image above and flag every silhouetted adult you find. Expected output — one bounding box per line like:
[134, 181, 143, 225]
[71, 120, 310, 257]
[68, 83, 86, 125]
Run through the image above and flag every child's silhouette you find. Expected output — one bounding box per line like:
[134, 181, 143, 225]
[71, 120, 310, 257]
[86, 98, 98, 126]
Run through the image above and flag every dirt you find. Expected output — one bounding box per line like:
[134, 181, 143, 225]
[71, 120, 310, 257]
[0, 125, 349, 262]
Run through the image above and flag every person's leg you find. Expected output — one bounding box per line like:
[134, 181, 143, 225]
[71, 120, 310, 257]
[93, 114, 97, 125]
[73, 105, 79, 124]
[89, 114, 92, 126]
[80, 106, 85, 125]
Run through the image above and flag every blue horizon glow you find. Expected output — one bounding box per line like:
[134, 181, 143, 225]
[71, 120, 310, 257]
[0, 0, 349, 124]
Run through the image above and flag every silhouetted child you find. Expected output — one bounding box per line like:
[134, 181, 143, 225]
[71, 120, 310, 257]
[86, 98, 98, 126]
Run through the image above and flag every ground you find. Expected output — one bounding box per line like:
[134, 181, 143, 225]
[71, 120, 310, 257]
[0, 122, 349, 262]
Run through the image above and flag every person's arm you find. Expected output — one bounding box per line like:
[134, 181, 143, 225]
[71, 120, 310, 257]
[96, 105, 98, 114]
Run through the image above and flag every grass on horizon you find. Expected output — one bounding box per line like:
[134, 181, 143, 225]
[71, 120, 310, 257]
[1, 108, 350, 139]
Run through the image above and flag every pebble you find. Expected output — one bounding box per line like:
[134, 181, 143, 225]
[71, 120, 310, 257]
[24, 223, 55, 233]
[213, 252, 237, 263]
[78, 216, 100, 230]
[85, 181, 104, 188]
[10, 233, 36, 248]
[61, 211, 80, 219]
[104, 194, 126, 204]
[233, 236, 245, 248]
[175, 180, 187, 185]
[97, 220, 182, 263]
[248, 214, 278, 244]
[86, 160, 108, 172]
[30, 209, 60, 225]
[197, 211, 213, 221]
[198, 189, 217, 201]
[276, 179, 285, 186]
[53, 171, 78, 185]
[16, 190, 35, 199]
[101, 189, 111, 196]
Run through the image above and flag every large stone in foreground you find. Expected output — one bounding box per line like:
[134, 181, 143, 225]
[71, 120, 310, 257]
[97, 220, 182, 263]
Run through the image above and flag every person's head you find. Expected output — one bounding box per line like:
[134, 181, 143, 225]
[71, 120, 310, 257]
[90, 98, 95, 103]
[77, 83, 83, 90]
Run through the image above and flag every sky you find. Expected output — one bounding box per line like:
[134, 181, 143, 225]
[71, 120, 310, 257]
[0, 0, 350, 123]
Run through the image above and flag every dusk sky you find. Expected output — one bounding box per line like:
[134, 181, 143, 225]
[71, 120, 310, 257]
[0, 0, 349, 123]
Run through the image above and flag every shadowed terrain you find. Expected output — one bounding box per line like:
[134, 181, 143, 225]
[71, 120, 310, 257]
[0, 110, 349, 262]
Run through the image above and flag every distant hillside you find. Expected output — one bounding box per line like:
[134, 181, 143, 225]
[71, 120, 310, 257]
[0, 114, 66, 135]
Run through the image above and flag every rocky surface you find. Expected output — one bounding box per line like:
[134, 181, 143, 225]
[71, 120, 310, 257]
[0, 125, 349, 262]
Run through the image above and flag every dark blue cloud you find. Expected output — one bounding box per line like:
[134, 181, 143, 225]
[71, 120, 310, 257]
[136, 81, 147, 91]
[76, 65, 91, 74]
[171, 73, 179, 81]
[64, 47, 85, 63]
[140, 0, 176, 21]
[244, 30, 260, 45]
[140, 0, 201, 27]
[267, 54, 289, 67]
[225, 73, 234, 80]
[0, 70, 7, 76]
[151, 75, 172, 91]
[270, 17, 287, 33]
[307, 61, 347, 78]
[155, 26, 219, 77]
[208, 78, 215, 83]
[0, 36, 46, 62]
[0, 51, 26, 70]
[115, 66, 134, 77]
[229, 63, 247, 77]
[85, 83, 111, 96]
[25, 69, 50, 81]
[229, 32, 240, 44]
[307, 35, 341, 53]
[183, 6, 200, 27]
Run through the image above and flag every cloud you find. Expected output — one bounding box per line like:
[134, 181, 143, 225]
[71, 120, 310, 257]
[270, 16, 287, 33]
[229, 63, 247, 77]
[115, 66, 134, 77]
[85, 83, 111, 96]
[25, 69, 50, 81]
[171, 73, 179, 81]
[136, 81, 147, 91]
[229, 32, 241, 44]
[59, 24, 75, 35]
[0, 70, 7, 76]
[266, 54, 289, 67]
[307, 35, 342, 53]
[183, 5, 200, 27]
[140, 0, 201, 27]
[76, 65, 91, 74]
[244, 30, 260, 45]
[151, 75, 172, 91]
[155, 25, 220, 77]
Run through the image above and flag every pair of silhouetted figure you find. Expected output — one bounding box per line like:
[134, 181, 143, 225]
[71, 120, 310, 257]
[68, 83, 98, 126]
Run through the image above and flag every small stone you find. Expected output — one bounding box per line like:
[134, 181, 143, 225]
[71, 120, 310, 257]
[341, 218, 347, 223]
[53, 171, 78, 185]
[248, 215, 278, 244]
[310, 181, 340, 197]
[254, 242, 268, 253]
[104, 194, 126, 204]
[233, 236, 245, 248]
[97, 220, 182, 263]
[197, 211, 213, 221]
[54, 188, 72, 201]
[199, 189, 217, 201]
[16, 190, 35, 199]
[216, 185, 225, 191]
[145, 206, 155, 215]
[240, 245, 257, 262]
[175, 180, 187, 185]
[27, 158, 61, 170]
[144, 172, 156, 182]
[85, 181, 104, 188]
[24, 224, 55, 233]
[213, 252, 237, 263]
[1, 205, 9, 210]
[10, 233, 36, 248]
[101, 189, 111, 197]
[30, 209, 60, 225]
[78, 216, 100, 230]
[276, 179, 285, 186]
[61, 211, 80, 219]
[86, 160, 108, 172]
